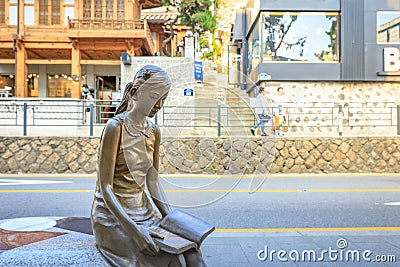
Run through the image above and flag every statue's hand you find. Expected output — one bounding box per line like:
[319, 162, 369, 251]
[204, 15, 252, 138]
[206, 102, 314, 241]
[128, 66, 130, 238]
[135, 227, 159, 256]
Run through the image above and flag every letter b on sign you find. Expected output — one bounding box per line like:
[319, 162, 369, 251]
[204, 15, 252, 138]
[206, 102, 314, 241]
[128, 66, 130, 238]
[384, 47, 400, 72]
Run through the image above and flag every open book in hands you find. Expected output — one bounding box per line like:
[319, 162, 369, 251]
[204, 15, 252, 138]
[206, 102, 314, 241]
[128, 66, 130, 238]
[147, 209, 215, 254]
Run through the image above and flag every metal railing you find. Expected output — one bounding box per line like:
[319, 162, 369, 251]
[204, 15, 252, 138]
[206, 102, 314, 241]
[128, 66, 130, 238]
[0, 99, 399, 137]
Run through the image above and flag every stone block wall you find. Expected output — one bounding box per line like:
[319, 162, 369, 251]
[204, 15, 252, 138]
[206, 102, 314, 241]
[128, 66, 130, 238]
[1, 136, 399, 174]
[259, 81, 400, 136]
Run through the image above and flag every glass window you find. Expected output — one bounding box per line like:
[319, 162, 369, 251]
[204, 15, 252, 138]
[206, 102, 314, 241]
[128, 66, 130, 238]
[377, 12, 400, 44]
[83, 0, 91, 19]
[47, 74, 73, 98]
[117, 0, 124, 19]
[64, 7, 74, 25]
[24, 6, 35, 25]
[9, 6, 17, 25]
[64, 0, 74, 4]
[39, 0, 48, 25]
[24, 0, 35, 3]
[247, 17, 261, 75]
[52, 0, 60, 24]
[261, 12, 339, 62]
[95, 0, 102, 19]
[0, 0, 5, 24]
[0, 75, 15, 97]
[106, 0, 114, 19]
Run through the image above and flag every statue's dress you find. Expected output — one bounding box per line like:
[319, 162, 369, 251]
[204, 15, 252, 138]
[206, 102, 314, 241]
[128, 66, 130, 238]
[91, 114, 177, 267]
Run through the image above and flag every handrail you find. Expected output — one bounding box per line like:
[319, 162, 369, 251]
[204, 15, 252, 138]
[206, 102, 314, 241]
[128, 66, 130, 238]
[0, 99, 399, 137]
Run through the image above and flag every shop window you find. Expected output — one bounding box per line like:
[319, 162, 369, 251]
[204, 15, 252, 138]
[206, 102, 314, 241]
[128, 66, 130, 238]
[27, 74, 38, 97]
[47, 74, 74, 98]
[261, 12, 339, 62]
[247, 17, 261, 75]
[0, 75, 15, 98]
[377, 12, 400, 44]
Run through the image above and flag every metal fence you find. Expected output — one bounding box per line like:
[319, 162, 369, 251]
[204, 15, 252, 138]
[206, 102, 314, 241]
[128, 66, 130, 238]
[0, 99, 399, 137]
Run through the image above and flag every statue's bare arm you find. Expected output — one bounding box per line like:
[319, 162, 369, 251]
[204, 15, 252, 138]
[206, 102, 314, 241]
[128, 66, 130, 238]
[98, 119, 158, 255]
[146, 125, 172, 217]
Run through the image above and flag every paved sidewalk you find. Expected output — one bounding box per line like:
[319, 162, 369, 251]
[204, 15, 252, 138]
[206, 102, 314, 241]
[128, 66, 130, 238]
[0, 217, 399, 266]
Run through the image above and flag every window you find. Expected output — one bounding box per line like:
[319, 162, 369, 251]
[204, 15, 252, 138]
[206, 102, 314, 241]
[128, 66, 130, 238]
[94, 0, 102, 19]
[52, 0, 60, 24]
[24, 6, 35, 25]
[64, 7, 74, 25]
[9, 6, 17, 25]
[39, 0, 48, 25]
[117, 0, 124, 19]
[247, 17, 261, 75]
[377, 12, 400, 44]
[0, 0, 5, 24]
[47, 74, 73, 98]
[0, 75, 15, 97]
[83, 0, 91, 19]
[261, 12, 339, 62]
[106, 0, 114, 19]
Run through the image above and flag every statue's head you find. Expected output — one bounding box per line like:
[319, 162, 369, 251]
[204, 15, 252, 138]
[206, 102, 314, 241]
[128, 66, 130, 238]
[116, 65, 171, 117]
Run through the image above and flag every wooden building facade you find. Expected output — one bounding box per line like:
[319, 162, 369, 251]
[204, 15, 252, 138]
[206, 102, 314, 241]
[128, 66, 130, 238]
[0, 0, 163, 99]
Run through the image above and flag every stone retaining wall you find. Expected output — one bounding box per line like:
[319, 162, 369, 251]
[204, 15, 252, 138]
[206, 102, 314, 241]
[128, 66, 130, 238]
[1, 137, 399, 174]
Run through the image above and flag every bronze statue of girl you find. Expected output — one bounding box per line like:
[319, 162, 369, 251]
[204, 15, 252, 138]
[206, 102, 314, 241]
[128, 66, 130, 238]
[91, 65, 207, 266]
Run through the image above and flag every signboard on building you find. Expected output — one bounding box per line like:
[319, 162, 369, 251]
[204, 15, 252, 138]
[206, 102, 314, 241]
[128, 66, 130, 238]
[194, 61, 203, 81]
[378, 47, 400, 76]
[384, 47, 400, 72]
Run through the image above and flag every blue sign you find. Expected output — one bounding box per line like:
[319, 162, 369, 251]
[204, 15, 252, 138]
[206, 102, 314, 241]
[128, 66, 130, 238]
[194, 61, 203, 80]
[184, 88, 194, 96]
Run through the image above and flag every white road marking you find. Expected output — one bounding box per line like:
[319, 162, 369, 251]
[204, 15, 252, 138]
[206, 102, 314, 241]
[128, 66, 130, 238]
[0, 179, 72, 186]
[383, 202, 400, 206]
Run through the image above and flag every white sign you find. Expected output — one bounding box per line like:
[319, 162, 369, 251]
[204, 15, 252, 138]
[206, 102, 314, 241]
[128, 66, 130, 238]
[384, 47, 400, 72]
[217, 90, 225, 102]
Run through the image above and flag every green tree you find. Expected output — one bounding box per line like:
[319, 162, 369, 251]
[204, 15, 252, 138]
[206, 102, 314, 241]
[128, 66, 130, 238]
[161, 0, 218, 56]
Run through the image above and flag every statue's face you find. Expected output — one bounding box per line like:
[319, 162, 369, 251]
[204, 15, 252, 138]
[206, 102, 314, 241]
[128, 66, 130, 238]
[148, 92, 168, 118]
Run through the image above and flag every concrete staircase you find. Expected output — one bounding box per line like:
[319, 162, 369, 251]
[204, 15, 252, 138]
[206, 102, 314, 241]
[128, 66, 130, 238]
[189, 62, 256, 136]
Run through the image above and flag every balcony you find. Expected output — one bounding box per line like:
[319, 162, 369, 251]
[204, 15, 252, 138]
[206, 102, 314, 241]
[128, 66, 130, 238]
[67, 19, 155, 55]
[68, 19, 148, 38]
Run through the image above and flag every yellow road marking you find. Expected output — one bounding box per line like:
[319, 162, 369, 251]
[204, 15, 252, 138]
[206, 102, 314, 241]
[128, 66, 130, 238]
[163, 188, 400, 193]
[215, 227, 400, 233]
[0, 190, 93, 193]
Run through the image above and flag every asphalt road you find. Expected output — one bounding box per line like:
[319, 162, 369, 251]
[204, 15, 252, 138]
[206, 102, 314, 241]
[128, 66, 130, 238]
[1, 174, 400, 231]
